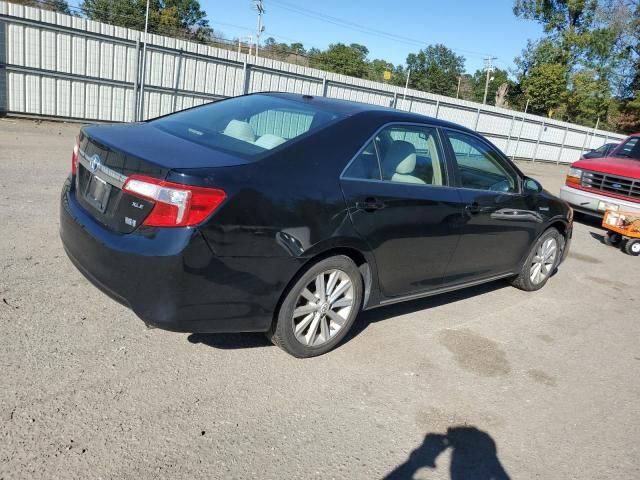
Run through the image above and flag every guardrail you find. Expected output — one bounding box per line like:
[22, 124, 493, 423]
[0, 1, 627, 164]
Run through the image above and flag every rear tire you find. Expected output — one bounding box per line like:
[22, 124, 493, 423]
[604, 231, 622, 247]
[624, 239, 640, 256]
[508, 228, 563, 292]
[267, 255, 363, 358]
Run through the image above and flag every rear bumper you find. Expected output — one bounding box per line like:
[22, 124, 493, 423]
[60, 176, 297, 333]
[559, 185, 640, 217]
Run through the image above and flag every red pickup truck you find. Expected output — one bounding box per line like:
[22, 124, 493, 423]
[560, 133, 640, 216]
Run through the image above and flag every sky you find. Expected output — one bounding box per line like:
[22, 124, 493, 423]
[200, 0, 545, 74]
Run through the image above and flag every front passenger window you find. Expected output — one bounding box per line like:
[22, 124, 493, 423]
[445, 130, 517, 193]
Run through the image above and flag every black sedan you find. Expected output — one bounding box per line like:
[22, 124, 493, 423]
[60, 93, 573, 357]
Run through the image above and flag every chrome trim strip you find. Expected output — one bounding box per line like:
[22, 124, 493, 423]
[77, 148, 127, 188]
[376, 272, 515, 307]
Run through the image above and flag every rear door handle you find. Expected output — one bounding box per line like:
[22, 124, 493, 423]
[356, 198, 385, 212]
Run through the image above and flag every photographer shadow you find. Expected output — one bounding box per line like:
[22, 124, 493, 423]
[384, 426, 510, 480]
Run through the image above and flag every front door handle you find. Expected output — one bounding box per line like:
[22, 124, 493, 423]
[465, 202, 497, 214]
[356, 198, 385, 212]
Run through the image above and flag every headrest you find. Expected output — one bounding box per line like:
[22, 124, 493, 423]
[384, 140, 417, 174]
[223, 120, 255, 143]
[254, 134, 287, 150]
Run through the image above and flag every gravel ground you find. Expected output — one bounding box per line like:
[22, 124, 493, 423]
[1, 117, 639, 480]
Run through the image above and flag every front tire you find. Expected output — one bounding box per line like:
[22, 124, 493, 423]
[509, 228, 563, 291]
[267, 255, 363, 357]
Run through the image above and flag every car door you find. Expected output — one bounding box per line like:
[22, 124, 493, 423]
[340, 123, 463, 298]
[440, 128, 541, 284]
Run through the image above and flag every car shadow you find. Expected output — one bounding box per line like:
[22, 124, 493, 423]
[345, 280, 509, 342]
[384, 426, 510, 480]
[187, 332, 272, 350]
[186, 279, 509, 351]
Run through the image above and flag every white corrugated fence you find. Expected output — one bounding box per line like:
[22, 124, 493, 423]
[0, 1, 627, 163]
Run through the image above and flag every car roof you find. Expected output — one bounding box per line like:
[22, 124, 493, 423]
[259, 92, 476, 134]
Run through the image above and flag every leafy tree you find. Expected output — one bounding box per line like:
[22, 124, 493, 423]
[405, 44, 465, 96]
[566, 69, 610, 126]
[521, 63, 567, 116]
[470, 67, 510, 105]
[80, 0, 212, 39]
[8, 0, 71, 13]
[309, 43, 370, 78]
[366, 59, 394, 82]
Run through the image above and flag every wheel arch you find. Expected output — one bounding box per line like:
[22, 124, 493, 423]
[270, 245, 375, 332]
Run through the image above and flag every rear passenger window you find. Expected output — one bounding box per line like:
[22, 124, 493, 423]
[343, 141, 380, 180]
[375, 125, 445, 186]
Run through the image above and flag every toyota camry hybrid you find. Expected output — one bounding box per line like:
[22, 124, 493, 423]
[60, 93, 572, 357]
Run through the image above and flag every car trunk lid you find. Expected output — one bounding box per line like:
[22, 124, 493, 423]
[75, 123, 245, 233]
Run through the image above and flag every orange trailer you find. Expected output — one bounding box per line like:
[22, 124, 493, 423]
[601, 209, 640, 256]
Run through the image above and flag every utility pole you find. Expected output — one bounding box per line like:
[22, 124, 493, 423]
[253, 0, 265, 60]
[402, 69, 411, 110]
[482, 56, 497, 105]
[456, 76, 461, 99]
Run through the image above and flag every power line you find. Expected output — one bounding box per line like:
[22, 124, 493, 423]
[269, 0, 494, 58]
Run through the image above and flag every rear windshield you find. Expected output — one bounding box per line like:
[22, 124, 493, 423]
[151, 95, 346, 158]
[614, 137, 640, 160]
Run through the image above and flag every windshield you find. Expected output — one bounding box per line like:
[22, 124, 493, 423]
[151, 95, 346, 159]
[614, 137, 640, 160]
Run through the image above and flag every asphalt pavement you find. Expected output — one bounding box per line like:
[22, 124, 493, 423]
[1, 118, 638, 479]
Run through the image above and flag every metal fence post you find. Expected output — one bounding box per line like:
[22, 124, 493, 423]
[172, 49, 183, 113]
[557, 126, 568, 165]
[579, 131, 589, 158]
[474, 107, 481, 130]
[321, 75, 327, 97]
[504, 113, 516, 156]
[130, 35, 140, 122]
[391, 91, 397, 108]
[533, 120, 544, 163]
[0, 19, 7, 117]
[241, 61, 250, 95]
[434, 100, 440, 118]
[512, 114, 526, 161]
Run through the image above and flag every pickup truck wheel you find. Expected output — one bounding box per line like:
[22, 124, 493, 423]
[267, 255, 363, 358]
[509, 228, 562, 292]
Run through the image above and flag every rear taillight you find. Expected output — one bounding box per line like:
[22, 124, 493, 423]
[71, 136, 80, 175]
[122, 175, 226, 227]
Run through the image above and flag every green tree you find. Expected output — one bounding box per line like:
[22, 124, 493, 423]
[470, 68, 510, 105]
[309, 43, 370, 78]
[80, 0, 211, 39]
[405, 44, 465, 96]
[566, 69, 610, 126]
[521, 63, 567, 116]
[8, 0, 71, 13]
[366, 58, 395, 82]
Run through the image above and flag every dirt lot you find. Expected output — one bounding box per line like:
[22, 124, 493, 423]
[1, 118, 639, 479]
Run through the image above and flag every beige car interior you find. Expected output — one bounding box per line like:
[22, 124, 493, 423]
[222, 119, 287, 151]
[381, 134, 443, 186]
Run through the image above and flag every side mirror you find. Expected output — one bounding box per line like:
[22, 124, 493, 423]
[524, 177, 543, 194]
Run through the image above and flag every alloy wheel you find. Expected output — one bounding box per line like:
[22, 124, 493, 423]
[530, 237, 558, 285]
[292, 269, 354, 347]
